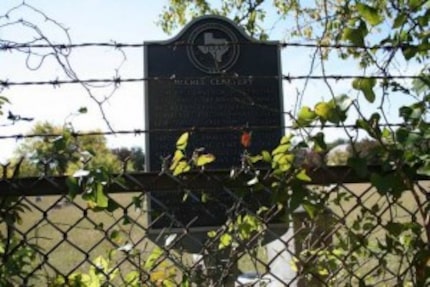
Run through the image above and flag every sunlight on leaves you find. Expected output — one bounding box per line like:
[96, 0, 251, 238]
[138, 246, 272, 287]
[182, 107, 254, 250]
[196, 153, 215, 166]
[352, 78, 376, 103]
[176, 132, 189, 151]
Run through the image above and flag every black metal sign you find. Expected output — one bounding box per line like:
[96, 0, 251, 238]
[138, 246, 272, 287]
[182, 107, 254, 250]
[144, 15, 284, 229]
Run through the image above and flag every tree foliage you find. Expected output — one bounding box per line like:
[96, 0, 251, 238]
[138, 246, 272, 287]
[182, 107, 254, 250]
[12, 122, 124, 176]
[161, 0, 429, 72]
[159, 0, 430, 285]
[111, 147, 145, 171]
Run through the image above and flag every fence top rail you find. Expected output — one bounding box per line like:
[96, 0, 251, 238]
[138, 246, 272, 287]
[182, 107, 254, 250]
[0, 166, 428, 196]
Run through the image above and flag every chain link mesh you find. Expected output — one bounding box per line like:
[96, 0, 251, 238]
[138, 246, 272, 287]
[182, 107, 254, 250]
[0, 158, 427, 286]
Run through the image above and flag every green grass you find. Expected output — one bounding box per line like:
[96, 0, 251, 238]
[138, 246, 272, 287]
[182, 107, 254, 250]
[2, 193, 154, 284]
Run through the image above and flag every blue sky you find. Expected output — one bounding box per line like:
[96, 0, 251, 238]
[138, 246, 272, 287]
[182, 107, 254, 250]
[0, 0, 419, 162]
[0, 0, 169, 160]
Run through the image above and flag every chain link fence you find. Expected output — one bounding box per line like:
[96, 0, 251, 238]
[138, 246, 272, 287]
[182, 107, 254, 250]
[1, 3, 429, 286]
[1, 156, 428, 286]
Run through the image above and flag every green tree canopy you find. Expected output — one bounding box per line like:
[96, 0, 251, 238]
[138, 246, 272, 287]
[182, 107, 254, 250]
[160, 0, 429, 67]
[12, 122, 124, 176]
[111, 147, 145, 171]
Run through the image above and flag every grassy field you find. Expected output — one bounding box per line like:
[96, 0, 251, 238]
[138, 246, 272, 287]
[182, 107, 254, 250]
[2, 193, 154, 284]
[2, 181, 428, 285]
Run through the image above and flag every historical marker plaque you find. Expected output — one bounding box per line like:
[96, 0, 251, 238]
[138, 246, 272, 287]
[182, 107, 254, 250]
[145, 16, 284, 229]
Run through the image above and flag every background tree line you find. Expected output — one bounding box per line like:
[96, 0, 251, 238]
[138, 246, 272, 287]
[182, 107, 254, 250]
[8, 122, 145, 177]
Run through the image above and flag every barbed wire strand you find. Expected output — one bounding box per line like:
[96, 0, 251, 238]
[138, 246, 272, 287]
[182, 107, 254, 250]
[0, 123, 406, 141]
[0, 1, 424, 135]
[0, 1, 129, 131]
[0, 41, 420, 51]
[0, 74, 422, 89]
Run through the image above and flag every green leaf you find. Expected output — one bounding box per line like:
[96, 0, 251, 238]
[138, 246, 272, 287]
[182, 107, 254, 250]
[385, 222, 404, 237]
[0, 96, 10, 105]
[170, 150, 185, 170]
[315, 102, 332, 119]
[393, 13, 407, 28]
[335, 94, 353, 111]
[164, 280, 177, 287]
[107, 199, 120, 212]
[279, 162, 293, 172]
[395, 127, 409, 144]
[201, 192, 208, 203]
[66, 177, 80, 200]
[280, 134, 294, 145]
[125, 271, 139, 285]
[356, 3, 383, 26]
[122, 215, 131, 225]
[272, 143, 290, 155]
[313, 132, 327, 152]
[370, 173, 406, 198]
[95, 183, 109, 208]
[297, 106, 316, 126]
[132, 196, 143, 210]
[261, 150, 271, 162]
[196, 153, 215, 166]
[93, 256, 110, 273]
[78, 107, 88, 114]
[296, 169, 311, 182]
[382, 127, 392, 141]
[173, 149, 185, 161]
[356, 113, 381, 139]
[408, 0, 421, 10]
[352, 78, 376, 103]
[370, 173, 387, 194]
[180, 276, 192, 287]
[289, 185, 306, 211]
[144, 247, 163, 270]
[176, 132, 189, 151]
[303, 202, 318, 219]
[173, 160, 190, 176]
[207, 230, 217, 238]
[219, 233, 232, 249]
[417, 163, 430, 176]
[342, 27, 365, 46]
[402, 45, 418, 60]
[110, 230, 121, 243]
[348, 157, 368, 178]
[275, 153, 295, 165]
[247, 154, 262, 164]
[257, 206, 269, 215]
[400, 104, 424, 122]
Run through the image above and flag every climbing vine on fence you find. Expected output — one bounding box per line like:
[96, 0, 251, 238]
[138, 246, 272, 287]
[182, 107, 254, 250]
[1, 0, 430, 286]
